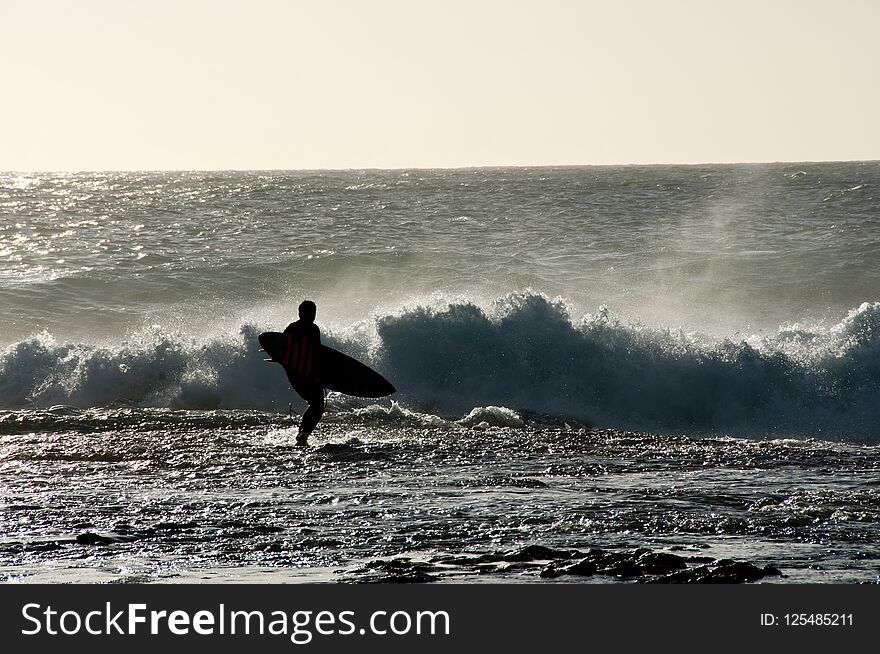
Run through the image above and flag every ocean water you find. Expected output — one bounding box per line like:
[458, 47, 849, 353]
[1, 163, 879, 583]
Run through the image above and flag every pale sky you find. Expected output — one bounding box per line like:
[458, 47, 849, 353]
[1, 0, 878, 170]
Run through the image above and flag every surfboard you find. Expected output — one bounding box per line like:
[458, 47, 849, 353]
[258, 331, 395, 398]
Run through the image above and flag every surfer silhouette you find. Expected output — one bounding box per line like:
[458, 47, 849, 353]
[283, 300, 324, 446]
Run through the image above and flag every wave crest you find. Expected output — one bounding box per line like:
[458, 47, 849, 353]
[3, 294, 880, 440]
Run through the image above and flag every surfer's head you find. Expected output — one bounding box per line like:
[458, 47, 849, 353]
[298, 300, 317, 323]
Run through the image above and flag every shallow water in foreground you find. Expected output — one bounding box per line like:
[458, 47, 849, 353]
[2, 407, 878, 584]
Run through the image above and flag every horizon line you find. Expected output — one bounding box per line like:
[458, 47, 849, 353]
[2, 158, 878, 174]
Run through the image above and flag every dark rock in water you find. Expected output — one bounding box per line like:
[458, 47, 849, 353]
[543, 548, 657, 578]
[637, 552, 688, 575]
[686, 556, 716, 564]
[599, 560, 644, 577]
[365, 544, 783, 584]
[540, 565, 566, 578]
[645, 565, 713, 584]
[583, 548, 636, 569]
[430, 553, 498, 566]
[362, 558, 440, 573]
[645, 560, 785, 584]
[75, 532, 115, 546]
[627, 547, 653, 559]
[574, 548, 611, 564]
[560, 559, 600, 576]
[707, 561, 772, 583]
[501, 545, 582, 562]
[530, 545, 783, 584]
[341, 558, 440, 584]
[475, 564, 504, 574]
[541, 548, 624, 577]
[434, 545, 582, 567]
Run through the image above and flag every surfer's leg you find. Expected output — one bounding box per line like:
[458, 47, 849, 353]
[299, 391, 324, 439]
[291, 380, 325, 444]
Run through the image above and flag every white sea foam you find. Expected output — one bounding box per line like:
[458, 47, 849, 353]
[2, 294, 880, 440]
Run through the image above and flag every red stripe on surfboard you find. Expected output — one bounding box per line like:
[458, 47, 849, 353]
[297, 336, 307, 375]
[282, 333, 313, 376]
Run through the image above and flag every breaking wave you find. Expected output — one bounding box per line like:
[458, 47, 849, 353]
[2, 293, 880, 441]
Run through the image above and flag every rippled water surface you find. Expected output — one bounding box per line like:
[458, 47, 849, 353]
[2, 408, 878, 583]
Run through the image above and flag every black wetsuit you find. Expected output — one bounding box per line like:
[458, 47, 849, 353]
[283, 319, 324, 438]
